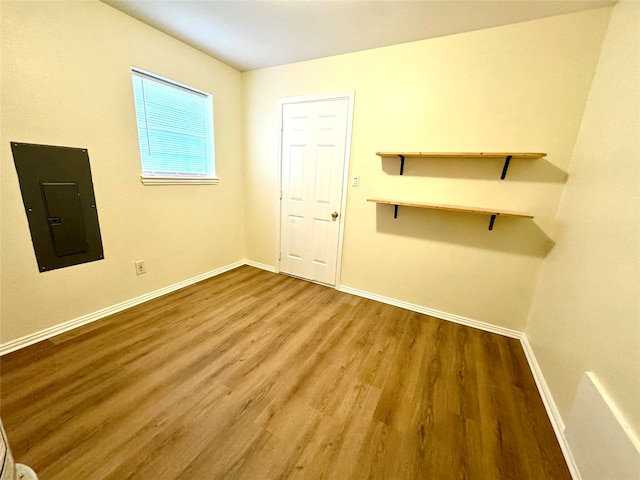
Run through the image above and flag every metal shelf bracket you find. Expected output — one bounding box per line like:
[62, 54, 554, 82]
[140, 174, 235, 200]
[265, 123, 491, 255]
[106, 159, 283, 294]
[488, 214, 497, 230]
[500, 155, 513, 180]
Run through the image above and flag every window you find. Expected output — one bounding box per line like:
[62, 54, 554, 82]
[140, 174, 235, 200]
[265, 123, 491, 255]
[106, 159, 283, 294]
[131, 68, 217, 185]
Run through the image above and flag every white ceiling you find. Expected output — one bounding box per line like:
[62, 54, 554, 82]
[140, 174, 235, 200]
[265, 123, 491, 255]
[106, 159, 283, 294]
[102, 0, 615, 72]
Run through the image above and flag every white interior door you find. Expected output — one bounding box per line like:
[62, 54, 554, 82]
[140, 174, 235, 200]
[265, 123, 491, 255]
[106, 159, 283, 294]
[279, 96, 351, 286]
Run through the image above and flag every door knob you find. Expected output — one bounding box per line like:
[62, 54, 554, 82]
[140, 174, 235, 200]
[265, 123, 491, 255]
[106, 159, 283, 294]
[331, 211, 339, 219]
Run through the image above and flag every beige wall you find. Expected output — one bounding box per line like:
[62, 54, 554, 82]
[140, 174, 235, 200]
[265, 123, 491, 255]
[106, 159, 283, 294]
[525, 0, 640, 443]
[243, 9, 611, 331]
[0, 0, 246, 343]
[1, 0, 637, 470]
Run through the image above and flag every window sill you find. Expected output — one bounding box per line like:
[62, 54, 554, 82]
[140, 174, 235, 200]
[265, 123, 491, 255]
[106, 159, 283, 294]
[140, 177, 220, 185]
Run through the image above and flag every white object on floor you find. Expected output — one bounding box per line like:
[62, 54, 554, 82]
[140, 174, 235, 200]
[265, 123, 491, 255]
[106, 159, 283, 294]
[0, 420, 38, 480]
[565, 371, 640, 479]
[16, 464, 38, 480]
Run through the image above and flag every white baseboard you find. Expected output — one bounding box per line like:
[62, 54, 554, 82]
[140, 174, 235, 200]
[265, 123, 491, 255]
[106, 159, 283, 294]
[1, 263, 580, 478]
[1, 264, 517, 355]
[244, 260, 276, 273]
[0, 260, 245, 356]
[520, 334, 581, 480]
[337, 285, 581, 478]
[336, 284, 522, 339]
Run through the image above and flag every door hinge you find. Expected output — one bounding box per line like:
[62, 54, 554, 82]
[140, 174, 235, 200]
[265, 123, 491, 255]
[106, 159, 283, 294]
[278, 251, 281, 261]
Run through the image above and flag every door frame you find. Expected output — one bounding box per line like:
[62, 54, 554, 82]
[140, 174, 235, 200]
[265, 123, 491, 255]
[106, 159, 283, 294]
[275, 91, 355, 287]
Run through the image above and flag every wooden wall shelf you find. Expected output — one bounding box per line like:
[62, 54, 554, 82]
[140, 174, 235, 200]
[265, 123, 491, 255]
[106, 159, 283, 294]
[376, 151, 547, 179]
[367, 198, 534, 231]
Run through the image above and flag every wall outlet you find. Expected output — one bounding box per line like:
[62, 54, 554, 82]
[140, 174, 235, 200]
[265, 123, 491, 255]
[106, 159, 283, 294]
[351, 174, 360, 187]
[135, 260, 146, 275]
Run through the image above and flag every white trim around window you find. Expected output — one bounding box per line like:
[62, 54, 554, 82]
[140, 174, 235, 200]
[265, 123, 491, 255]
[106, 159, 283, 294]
[131, 67, 218, 185]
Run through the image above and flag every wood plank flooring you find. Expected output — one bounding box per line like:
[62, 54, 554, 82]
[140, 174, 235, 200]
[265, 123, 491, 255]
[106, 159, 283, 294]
[0, 266, 571, 479]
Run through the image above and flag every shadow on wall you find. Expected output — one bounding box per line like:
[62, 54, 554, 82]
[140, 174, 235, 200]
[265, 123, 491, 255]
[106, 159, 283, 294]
[373, 203, 554, 257]
[381, 156, 568, 183]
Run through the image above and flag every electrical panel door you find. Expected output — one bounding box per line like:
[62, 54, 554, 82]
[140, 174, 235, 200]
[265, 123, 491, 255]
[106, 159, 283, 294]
[11, 142, 104, 272]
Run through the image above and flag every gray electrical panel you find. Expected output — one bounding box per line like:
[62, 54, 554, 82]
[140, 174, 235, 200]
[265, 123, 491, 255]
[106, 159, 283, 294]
[11, 142, 104, 272]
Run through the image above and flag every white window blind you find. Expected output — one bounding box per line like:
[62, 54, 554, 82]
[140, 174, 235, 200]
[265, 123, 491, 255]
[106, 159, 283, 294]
[131, 68, 216, 184]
